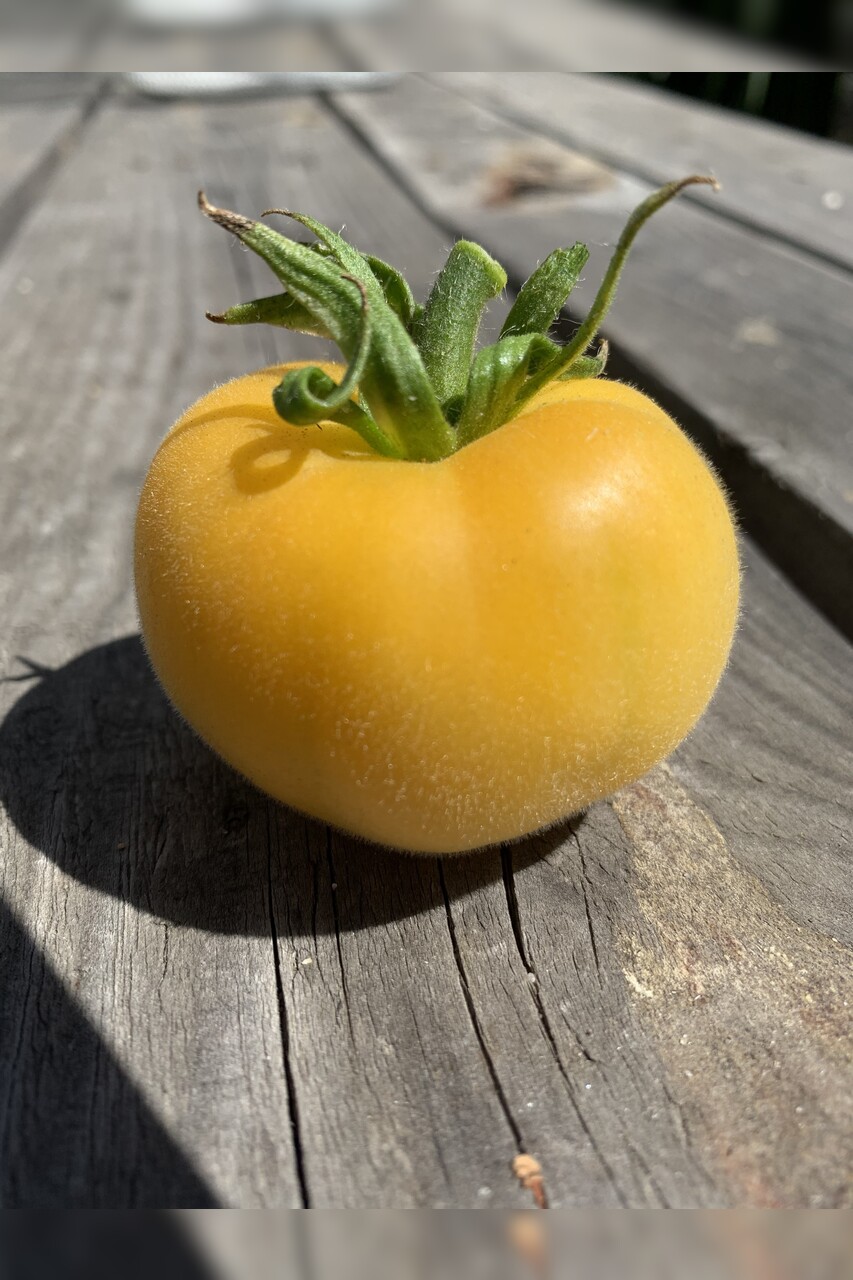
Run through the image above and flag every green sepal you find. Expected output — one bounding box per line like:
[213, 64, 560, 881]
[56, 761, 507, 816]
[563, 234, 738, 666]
[273, 275, 372, 425]
[269, 277, 401, 458]
[207, 292, 330, 337]
[264, 209, 382, 285]
[412, 240, 507, 413]
[365, 254, 417, 330]
[201, 195, 454, 461]
[260, 206, 454, 460]
[456, 333, 557, 448]
[500, 243, 589, 339]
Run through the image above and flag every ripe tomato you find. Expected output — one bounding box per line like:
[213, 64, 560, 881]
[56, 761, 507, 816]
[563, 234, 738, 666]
[135, 362, 738, 853]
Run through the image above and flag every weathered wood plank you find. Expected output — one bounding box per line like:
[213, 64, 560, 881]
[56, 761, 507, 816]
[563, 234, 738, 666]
[0, 84, 850, 1209]
[330, 75, 853, 639]
[0, 87, 101, 249]
[268, 826, 522, 1208]
[0, 95, 307, 1208]
[435, 72, 853, 273]
[0, 898, 218, 1207]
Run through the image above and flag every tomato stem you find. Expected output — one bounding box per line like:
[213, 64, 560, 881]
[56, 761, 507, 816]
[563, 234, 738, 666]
[199, 176, 719, 460]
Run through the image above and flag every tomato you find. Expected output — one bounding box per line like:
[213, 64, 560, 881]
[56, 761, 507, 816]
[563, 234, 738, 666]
[135, 362, 738, 853]
[135, 178, 739, 853]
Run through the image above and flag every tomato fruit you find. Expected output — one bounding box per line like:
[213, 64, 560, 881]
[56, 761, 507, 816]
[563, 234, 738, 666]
[134, 179, 739, 853]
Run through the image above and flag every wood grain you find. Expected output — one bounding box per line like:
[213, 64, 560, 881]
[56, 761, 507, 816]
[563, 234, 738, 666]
[0, 87, 101, 249]
[0, 93, 305, 1208]
[330, 74, 853, 639]
[433, 73, 853, 273]
[0, 80, 851, 1208]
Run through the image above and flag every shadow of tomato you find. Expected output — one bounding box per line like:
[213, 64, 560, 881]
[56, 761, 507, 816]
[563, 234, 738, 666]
[0, 637, 570, 937]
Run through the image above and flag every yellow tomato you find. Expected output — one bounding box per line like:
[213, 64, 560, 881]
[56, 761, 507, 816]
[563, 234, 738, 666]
[135, 362, 739, 853]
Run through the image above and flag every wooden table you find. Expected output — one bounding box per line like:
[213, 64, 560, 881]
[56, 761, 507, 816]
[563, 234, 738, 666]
[1, 71, 851, 1210]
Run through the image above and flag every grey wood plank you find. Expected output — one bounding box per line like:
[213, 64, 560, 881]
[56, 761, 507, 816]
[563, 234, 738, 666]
[0, 899, 218, 1208]
[268, 825, 522, 1208]
[431, 73, 853, 274]
[0, 97, 308, 1208]
[0, 88, 101, 249]
[1, 87, 851, 1210]
[330, 75, 853, 639]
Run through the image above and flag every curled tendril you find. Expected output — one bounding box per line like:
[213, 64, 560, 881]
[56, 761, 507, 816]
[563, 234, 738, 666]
[272, 275, 371, 426]
[271, 276, 404, 459]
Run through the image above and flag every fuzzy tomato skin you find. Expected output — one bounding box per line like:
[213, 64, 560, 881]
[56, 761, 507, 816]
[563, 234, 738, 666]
[134, 364, 739, 853]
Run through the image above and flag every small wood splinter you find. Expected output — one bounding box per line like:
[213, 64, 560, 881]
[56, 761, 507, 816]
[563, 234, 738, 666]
[512, 1153, 548, 1208]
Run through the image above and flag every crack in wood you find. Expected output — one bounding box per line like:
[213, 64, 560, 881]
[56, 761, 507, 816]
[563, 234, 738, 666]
[501, 846, 631, 1208]
[437, 860, 524, 1152]
[575, 833, 603, 983]
[325, 829, 354, 1042]
[266, 841, 311, 1208]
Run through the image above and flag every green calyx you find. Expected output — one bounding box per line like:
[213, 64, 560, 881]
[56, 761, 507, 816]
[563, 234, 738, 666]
[200, 175, 719, 462]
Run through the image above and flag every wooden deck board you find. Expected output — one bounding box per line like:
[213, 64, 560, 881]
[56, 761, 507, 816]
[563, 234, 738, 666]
[0, 95, 304, 1208]
[433, 73, 853, 272]
[0, 88, 100, 248]
[0, 80, 850, 1208]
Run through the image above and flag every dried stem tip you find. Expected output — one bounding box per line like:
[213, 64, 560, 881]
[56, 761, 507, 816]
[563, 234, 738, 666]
[198, 190, 254, 236]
